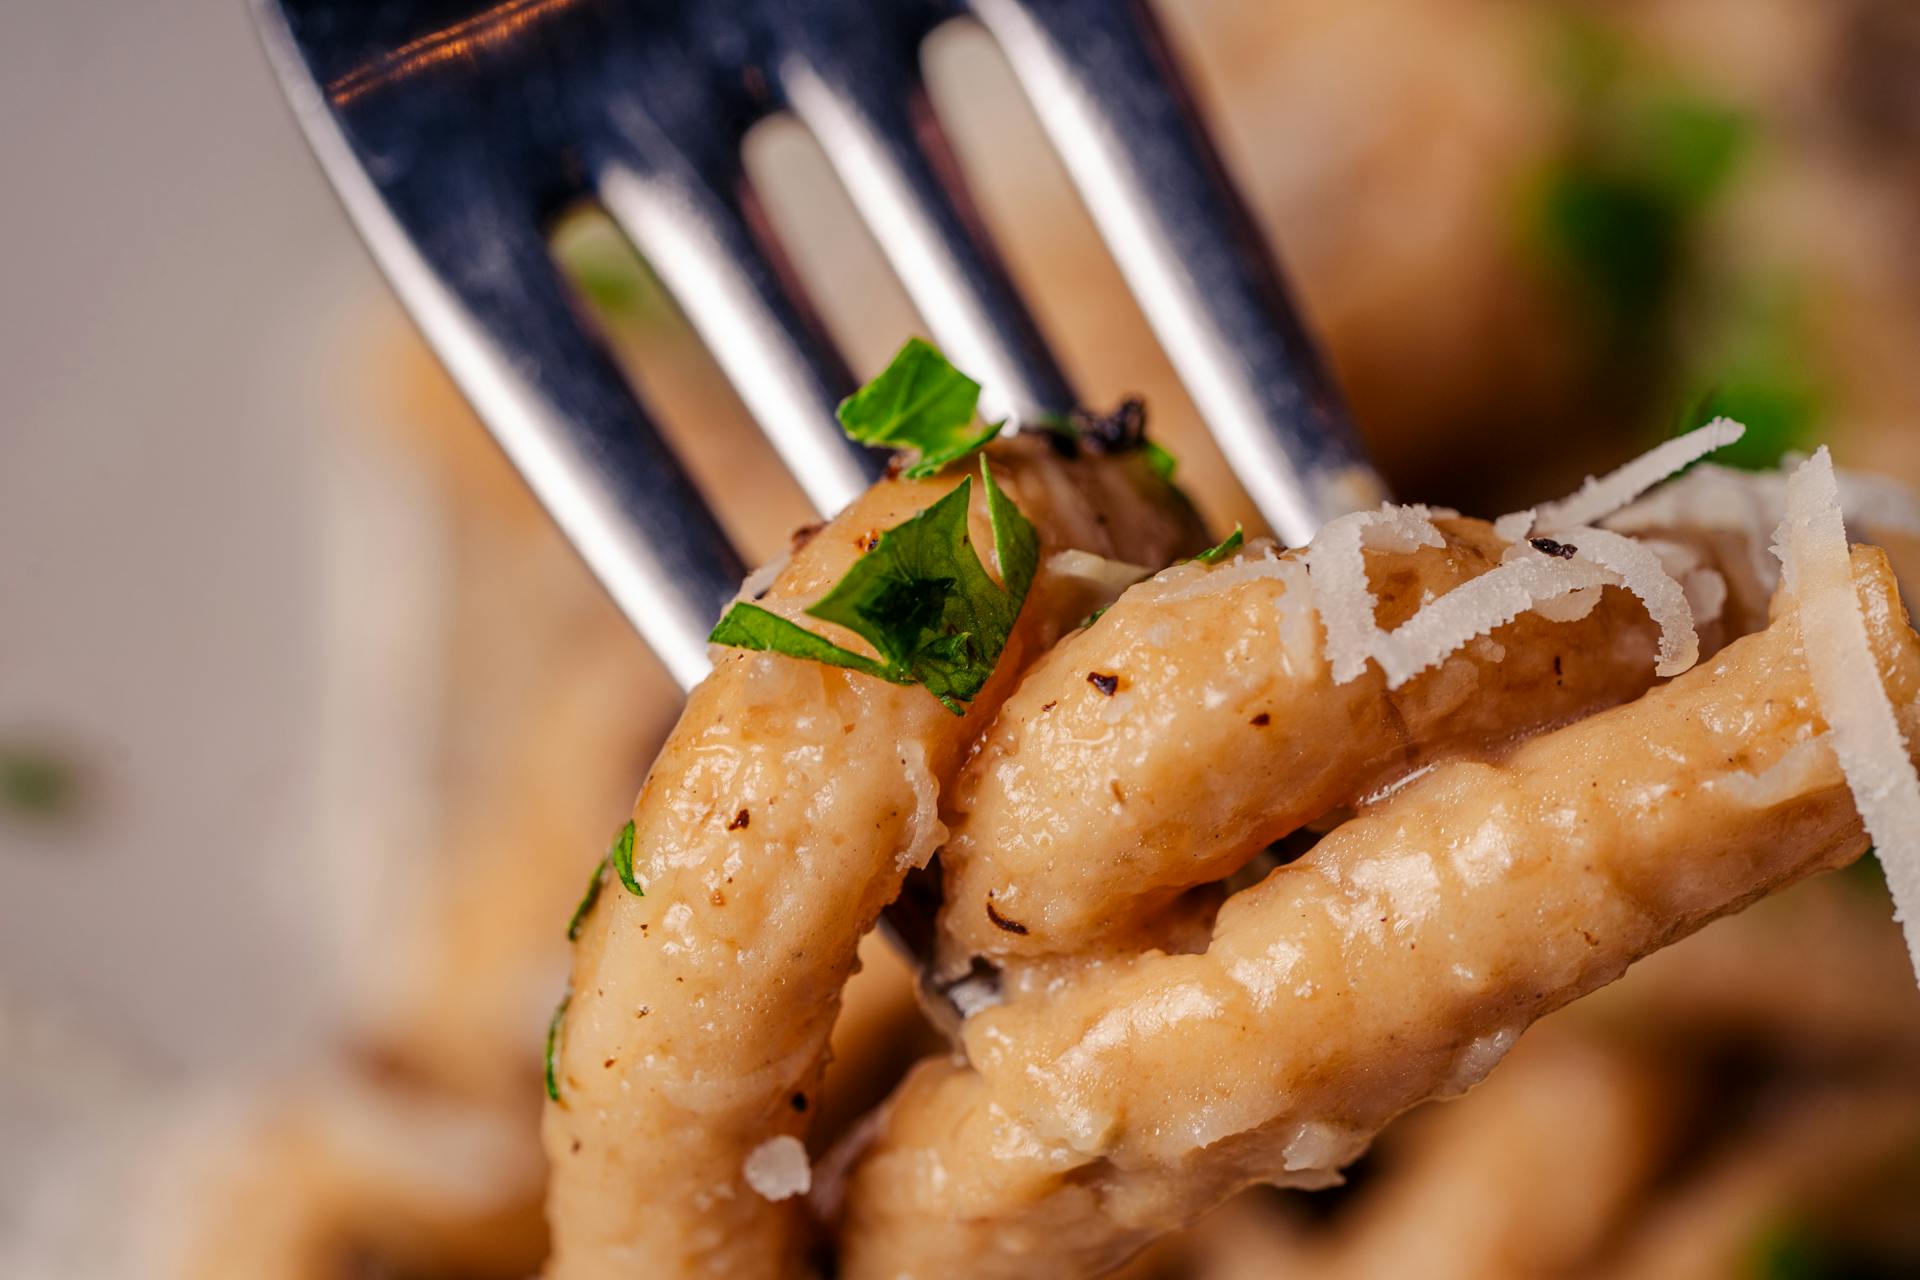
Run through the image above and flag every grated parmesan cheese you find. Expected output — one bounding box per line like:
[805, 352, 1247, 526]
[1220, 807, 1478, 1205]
[1774, 448, 1920, 983]
[1553, 527, 1698, 676]
[1047, 549, 1155, 595]
[1528, 418, 1746, 535]
[1369, 551, 1613, 687]
[1304, 506, 1446, 684]
[743, 1135, 812, 1201]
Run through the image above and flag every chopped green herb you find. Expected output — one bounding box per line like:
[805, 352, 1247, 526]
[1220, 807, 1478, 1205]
[607, 819, 641, 897]
[0, 747, 79, 819]
[1671, 278, 1823, 469]
[709, 460, 1039, 714]
[1193, 525, 1244, 565]
[982, 457, 1039, 605]
[837, 338, 1002, 478]
[1744, 1218, 1912, 1279]
[545, 994, 570, 1103]
[709, 604, 891, 680]
[1143, 440, 1178, 481]
[552, 211, 667, 324]
[1080, 607, 1109, 630]
[566, 858, 608, 941]
[1524, 13, 1751, 345]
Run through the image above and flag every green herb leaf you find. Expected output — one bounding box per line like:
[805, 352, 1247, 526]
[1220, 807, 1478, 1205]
[982, 458, 1038, 605]
[607, 820, 641, 897]
[1143, 440, 1178, 482]
[566, 859, 607, 941]
[1193, 525, 1244, 565]
[903, 422, 1003, 480]
[0, 747, 80, 819]
[709, 605, 895, 682]
[708, 462, 1039, 713]
[545, 994, 570, 1103]
[837, 338, 1003, 478]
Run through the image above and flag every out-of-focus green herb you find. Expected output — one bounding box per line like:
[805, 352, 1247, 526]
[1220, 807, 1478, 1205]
[1526, 9, 1831, 468]
[710, 459, 1039, 714]
[552, 212, 667, 324]
[0, 747, 80, 820]
[1525, 33, 1750, 343]
[544, 994, 570, 1103]
[1671, 279, 1823, 469]
[1745, 1218, 1913, 1279]
[607, 819, 641, 897]
[1143, 440, 1178, 481]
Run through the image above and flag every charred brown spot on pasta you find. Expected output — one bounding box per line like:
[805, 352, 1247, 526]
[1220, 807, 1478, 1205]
[1088, 672, 1120, 697]
[728, 809, 751, 831]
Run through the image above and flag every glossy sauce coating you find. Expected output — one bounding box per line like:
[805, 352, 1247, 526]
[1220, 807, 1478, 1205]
[937, 519, 1670, 971]
[838, 550, 1919, 1279]
[541, 435, 1205, 1279]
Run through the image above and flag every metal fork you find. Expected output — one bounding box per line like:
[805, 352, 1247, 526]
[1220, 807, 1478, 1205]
[250, 0, 1382, 693]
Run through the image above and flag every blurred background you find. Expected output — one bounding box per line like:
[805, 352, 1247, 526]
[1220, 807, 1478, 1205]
[3, 0, 1919, 1276]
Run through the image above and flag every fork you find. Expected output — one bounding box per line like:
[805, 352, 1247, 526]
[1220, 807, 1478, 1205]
[250, 0, 1382, 692]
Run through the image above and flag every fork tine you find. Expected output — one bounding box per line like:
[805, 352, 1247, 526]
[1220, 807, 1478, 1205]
[252, 4, 743, 691]
[781, 16, 1078, 424]
[593, 113, 887, 516]
[970, 0, 1387, 543]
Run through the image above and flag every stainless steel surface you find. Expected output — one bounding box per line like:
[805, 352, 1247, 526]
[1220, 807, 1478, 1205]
[778, 8, 1076, 425]
[250, 0, 1385, 690]
[974, 0, 1384, 544]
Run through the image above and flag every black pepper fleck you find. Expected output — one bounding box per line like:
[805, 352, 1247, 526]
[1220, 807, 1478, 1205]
[791, 1093, 808, 1113]
[985, 898, 1030, 935]
[1250, 712, 1271, 726]
[1087, 671, 1120, 696]
[1530, 537, 1578, 559]
[728, 808, 751, 831]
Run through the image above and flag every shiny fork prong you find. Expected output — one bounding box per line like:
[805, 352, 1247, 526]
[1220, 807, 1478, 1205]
[254, 0, 1388, 695]
[972, 0, 1385, 543]
[781, 9, 1077, 424]
[252, 0, 745, 690]
[593, 107, 886, 514]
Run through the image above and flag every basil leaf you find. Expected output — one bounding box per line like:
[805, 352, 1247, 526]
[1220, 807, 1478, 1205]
[903, 421, 1004, 480]
[1193, 525, 1244, 565]
[709, 605, 896, 683]
[838, 337, 999, 476]
[708, 461, 1039, 713]
[982, 457, 1039, 604]
[607, 819, 642, 897]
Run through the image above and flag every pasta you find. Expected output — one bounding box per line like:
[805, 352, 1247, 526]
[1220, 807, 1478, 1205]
[537, 397, 1920, 1278]
[542, 436, 1206, 1276]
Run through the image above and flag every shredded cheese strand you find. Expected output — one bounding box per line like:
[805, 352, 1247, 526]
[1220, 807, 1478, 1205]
[1557, 527, 1699, 676]
[1776, 448, 1920, 982]
[1530, 418, 1746, 534]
